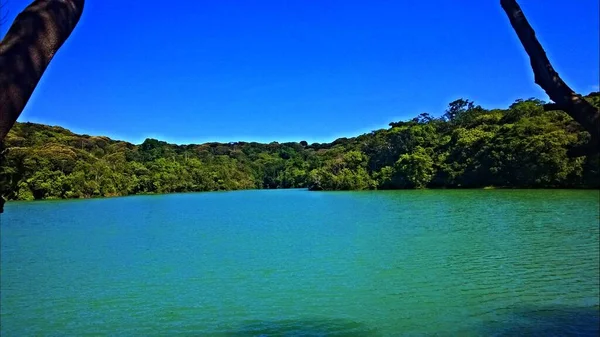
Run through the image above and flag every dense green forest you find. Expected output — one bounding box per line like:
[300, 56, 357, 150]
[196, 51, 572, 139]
[1, 94, 599, 202]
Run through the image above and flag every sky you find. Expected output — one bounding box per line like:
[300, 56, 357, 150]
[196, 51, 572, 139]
[1, 0, 599, 145]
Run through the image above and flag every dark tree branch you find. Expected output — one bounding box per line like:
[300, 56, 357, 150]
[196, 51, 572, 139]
[500, 0, 600, 153]
[0, 0, 84, 142]
[543, 103, 567, 112]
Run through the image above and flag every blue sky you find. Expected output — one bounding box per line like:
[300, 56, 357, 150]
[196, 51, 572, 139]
[2, 0, 599, 145]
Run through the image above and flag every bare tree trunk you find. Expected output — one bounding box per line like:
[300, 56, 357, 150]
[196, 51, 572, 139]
[0, 0, 84, 141]
[500, 0, 599, 153]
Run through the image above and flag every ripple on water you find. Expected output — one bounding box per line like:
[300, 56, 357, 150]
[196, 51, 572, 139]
[1, 189, 599, 335]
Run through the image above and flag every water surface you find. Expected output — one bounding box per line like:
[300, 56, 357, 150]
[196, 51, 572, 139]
[1, 189, 599, 336]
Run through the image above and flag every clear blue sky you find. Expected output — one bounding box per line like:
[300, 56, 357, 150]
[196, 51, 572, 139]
[2, 0, 599, 145]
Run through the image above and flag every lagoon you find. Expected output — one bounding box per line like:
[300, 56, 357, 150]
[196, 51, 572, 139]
[1, 189, 599, 336]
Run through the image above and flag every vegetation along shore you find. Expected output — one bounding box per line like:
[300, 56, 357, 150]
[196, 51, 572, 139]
[1, 94, 599, 202]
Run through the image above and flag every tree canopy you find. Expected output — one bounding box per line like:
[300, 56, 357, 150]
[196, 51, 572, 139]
[1, 94, 598, 203]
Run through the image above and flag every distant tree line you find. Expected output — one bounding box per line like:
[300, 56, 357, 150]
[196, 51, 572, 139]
[1, 94, 599, 202]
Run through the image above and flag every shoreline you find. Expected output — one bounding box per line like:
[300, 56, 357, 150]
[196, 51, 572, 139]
[4, 186, 599, 205]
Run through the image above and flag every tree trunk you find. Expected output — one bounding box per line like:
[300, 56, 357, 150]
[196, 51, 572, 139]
[500, 0, 599, 153]
[0, 0, 85, 142]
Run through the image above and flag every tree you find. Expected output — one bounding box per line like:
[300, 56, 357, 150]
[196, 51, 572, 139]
[412, 113, 434, 124]
[500, 0, 599, 154]
[444, 99, 475, 122]
[394, 146, 435, 188]
[0, 0, 85, 141]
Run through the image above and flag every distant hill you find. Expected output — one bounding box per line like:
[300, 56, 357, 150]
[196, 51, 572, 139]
[1, 95, 599, 202]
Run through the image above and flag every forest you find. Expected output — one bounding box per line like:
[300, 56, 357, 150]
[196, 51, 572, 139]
[1, 94, 599, 202]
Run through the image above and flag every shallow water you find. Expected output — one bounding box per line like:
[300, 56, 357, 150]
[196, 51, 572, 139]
[1, 189, 599, 336]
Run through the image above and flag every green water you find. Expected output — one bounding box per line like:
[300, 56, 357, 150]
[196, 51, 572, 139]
[1, 189, 599, 336]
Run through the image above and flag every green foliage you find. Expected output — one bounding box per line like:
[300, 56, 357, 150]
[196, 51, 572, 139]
[306, 150, 375, 191]
[394, 147, 435, 188]
[444, 98, 476, 121]
[1, 94, 598, 201]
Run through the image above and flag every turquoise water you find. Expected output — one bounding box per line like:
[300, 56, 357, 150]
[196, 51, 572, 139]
[1, 189, 599, 336]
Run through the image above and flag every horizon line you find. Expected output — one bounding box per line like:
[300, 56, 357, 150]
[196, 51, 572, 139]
[14, 118, 395, 146]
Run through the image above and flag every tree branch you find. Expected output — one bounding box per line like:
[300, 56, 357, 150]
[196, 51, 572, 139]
[543, 103, 568, 112]
[500, 0, 600, 152]
[0, 0, 85, 141]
